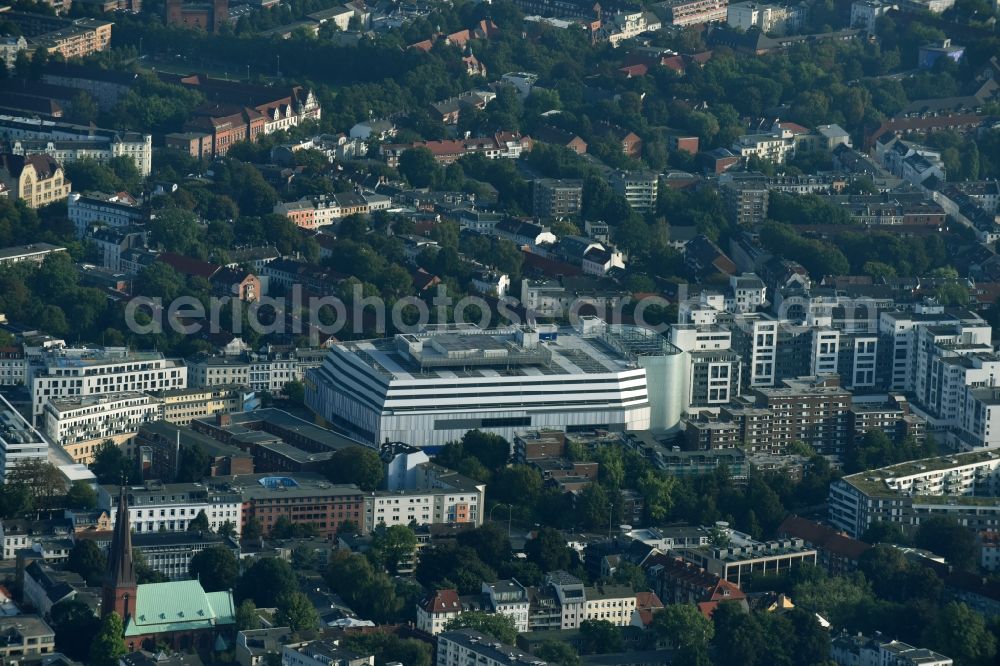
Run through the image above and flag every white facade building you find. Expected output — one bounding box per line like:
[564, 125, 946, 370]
[0, 115, 152, 176]
[28, 347, 187, 423]
[68, 191, 148, 238]
[42, 392, 163, 464]
[306, 322, 687, 446]
[99, 481, 243, 535]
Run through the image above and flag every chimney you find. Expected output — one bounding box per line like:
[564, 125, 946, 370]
[217, 412, 232, 427]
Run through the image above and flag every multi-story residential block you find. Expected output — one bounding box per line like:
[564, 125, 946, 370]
[849, 395, 926, 446]
[148, 385, 253, 426]
[364, 462, 485, 531]
[43, 392, 163, 464]
[608, 170, 658, 212]
[86, 227, 148, 273]
[306, 322, 687, 446]
[0, 394, 48, 483]
[0, 153, 71, 208]
[731, 131, 795, 165]
[27, 347, 187, 422]
[0, 616, 56, 659]
[0, 345, 27, 386]
[752, 376, 853, 455]
[132, 531, 240, 580]
[68, 191, 148, 238]
[237, 628, 303, 666]
[0, 115, 151, 176]
[483, 580, 530, 632]
[727, 1, 805, 34]
[532, 178, 583, 219]
[663, 0, 729, 25]
[828, 450, 1000, 538]
[0, 35, 28, 69]
[99, 479, 243, 535]
[417, 588, 464, 635]
[1, 12, 112, 60]
[436, 629, 545, 666]
[850, 0, 897, 31]
[186, 351, 302, 395]
[720, 171, 769, 225]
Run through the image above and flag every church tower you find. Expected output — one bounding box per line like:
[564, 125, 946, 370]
[102, 486, 138, 621]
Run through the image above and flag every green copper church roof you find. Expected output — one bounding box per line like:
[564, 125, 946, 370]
[124, 580, 235, 637]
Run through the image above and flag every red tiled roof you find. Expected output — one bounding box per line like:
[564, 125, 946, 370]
[421, 588, 461, 613]
[157, 252, 222, 280]
[619, 63, 648, 77]
[778, 515, 871, 560]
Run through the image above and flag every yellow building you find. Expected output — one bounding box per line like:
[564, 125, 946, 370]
[0, 153, 72, 208]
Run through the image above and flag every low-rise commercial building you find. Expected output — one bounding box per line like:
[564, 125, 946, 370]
[132, 531, 240, 580]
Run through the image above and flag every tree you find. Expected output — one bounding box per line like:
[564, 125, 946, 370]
[414, 544, 496, 594]
[89, 440, 136, 485]
[398, 148, 440, 188]
[461, 430, 510, 470]
[188, 509, 211, 533]
[456, 523, 512, 571]
[65, 481, 97, 510]
[652, 604, 714, 665]
[534, 641, 582, 666]
[189, 546, 239, 592]
[323, 446, 384, 491]
[175, 443, 210, 483]
[66, 91, 98, 125]
[444, 611, 517, 644]
[50, 598, 100, 660]
[369, 524, 417, 574]
[525, 527, 573, 573]
[489, 466, 542, 508]
[236, 557, 298, 607]
[218, 520, 237, 538]
[66, 540, 106, 586]
[89, 612, 126, 666]
[342, 633, 432, 666]
[915, 516, 977, 570]
[579, 620, 622, 654]
[922, 602, 997, 666]
[861, 521, 909, 545]
[243, 517, 263, 541]
[235, 599, 261, 631]
[276, 591, 320, 632]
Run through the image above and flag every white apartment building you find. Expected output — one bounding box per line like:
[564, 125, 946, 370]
[732, 132, 796, 165]
[665, 0, 729, 26]
[436, 630, 545, 666]
[0, 394, 48, 483]
[364, 463, 485, 531]
[306, 322, 687, 446]
[42, 392, 163, 464]
[483, 581, 530, 633]
[811, 329, 840, 376]
[829, 450, 1000, 538]
[187, 352, 308, 395]
[727, 1, 804, 34]
[416, 589, 464, 635]
[609, 170, 658, 212]
[0, 115, 152, 176]
[28, 347, 187, 423]
[583, 586, 638, 626]
[98, 480, 243, 535]
[878, 305, 986, 392]
[68, 191, 148, 238]
[850, 0, 897, 31]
